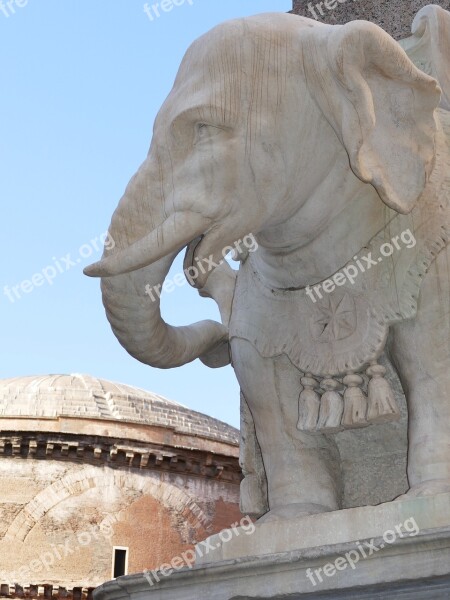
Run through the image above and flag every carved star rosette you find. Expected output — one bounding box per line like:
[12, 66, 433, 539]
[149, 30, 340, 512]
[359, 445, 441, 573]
[299, 289, 388, 377]
[309, 292, 357, 343]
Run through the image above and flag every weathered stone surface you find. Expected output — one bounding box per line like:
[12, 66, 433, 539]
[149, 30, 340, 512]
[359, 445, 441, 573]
[0, 375, 242, 591]
[239, 393, 268, 518]
[94, 494, 450, 599]
[0, 458, 240, 589]
[335, 354, 408, 508]
[291, 0, 450, 40]
[199, 492, 450, 563]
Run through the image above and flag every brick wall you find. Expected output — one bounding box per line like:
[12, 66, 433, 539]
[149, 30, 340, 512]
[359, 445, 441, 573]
[0, 459, 242, 590]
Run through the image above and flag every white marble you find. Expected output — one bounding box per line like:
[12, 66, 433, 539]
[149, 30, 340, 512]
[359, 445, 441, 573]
[85, 6, 450, 523]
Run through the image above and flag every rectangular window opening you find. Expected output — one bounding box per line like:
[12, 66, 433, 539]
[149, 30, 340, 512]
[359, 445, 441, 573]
[113, 547, 128, 579]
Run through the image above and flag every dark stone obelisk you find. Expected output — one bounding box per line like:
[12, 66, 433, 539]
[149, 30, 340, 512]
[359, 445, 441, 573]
[291, 0, 450, 39]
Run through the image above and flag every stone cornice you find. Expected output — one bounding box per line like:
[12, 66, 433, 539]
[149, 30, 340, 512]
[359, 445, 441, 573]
[0, 430, 242, 484]
[0, 584, 94, 600]
[0, 415, 239, 457]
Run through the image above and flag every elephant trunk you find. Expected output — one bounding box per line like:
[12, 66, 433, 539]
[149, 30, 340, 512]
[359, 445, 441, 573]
[88, 158, 228, 369]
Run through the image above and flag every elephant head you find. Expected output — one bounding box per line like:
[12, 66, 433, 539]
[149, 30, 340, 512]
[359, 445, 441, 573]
[85, 13, 440, 370]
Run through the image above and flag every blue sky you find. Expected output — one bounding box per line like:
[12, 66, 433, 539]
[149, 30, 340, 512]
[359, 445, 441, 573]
[0, 0, 292, 428]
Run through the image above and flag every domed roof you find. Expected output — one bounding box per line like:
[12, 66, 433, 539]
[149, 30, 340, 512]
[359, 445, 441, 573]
[0, 374, 238, 444]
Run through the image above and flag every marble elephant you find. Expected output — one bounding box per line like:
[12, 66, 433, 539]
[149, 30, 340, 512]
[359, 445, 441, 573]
[86, 6, 450, 521]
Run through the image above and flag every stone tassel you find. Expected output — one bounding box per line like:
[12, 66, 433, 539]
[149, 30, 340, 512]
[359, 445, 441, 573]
[342, 373, 368, 428]
[297, 374, 320, 432]
[316, 378, 344, 433]
[366, 362, 401, 424]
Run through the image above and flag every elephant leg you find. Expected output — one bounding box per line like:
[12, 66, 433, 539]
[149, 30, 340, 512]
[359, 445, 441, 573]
[389, 246, 450, 496]
[231, 338, 342, 521]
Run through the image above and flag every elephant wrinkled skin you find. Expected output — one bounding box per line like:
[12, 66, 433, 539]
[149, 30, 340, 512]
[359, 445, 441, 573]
[86, 6, 450, 522]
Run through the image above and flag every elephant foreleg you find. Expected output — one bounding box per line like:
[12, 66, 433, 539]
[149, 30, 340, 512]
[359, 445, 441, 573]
[231, 338, 343, 521]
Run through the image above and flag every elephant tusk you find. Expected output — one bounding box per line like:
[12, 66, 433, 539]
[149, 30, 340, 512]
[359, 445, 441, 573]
[84, 212, 211, 278]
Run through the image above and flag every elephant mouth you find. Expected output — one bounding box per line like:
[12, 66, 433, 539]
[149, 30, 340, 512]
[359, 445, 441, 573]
[182, 235, 205, 288]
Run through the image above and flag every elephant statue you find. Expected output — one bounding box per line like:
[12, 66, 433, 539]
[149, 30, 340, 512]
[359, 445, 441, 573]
[86, 5, 450, 522]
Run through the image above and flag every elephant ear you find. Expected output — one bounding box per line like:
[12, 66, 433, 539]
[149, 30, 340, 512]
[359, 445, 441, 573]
[306, 21, 441, 214]
[400, 4, 450, 111]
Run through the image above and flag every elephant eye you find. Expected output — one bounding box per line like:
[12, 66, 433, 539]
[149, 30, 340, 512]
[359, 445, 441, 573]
[194, 123, 224, 145]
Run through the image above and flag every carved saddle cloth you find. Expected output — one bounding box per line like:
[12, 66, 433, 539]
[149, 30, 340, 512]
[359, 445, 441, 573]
[231, 117, 450, 379]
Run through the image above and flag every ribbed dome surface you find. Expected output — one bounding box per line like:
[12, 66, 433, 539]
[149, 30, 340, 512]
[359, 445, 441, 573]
[0, 374, 238, 444]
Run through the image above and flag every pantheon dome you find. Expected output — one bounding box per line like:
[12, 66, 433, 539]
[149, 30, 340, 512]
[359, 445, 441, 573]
[0, 375, 242, 600]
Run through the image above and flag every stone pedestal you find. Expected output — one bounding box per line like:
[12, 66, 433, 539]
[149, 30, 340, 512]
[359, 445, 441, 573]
[291, 0, 450, 40]
[94, 493, 450, 599]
